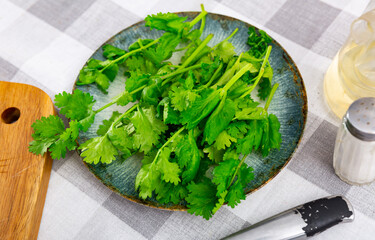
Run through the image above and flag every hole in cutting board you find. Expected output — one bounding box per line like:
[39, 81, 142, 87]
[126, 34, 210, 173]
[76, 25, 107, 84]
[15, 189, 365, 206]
[1, 107, 20, 124]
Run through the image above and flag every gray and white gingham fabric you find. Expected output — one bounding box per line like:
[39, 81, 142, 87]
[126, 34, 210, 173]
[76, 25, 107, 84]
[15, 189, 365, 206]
[1, 0, 374, 239]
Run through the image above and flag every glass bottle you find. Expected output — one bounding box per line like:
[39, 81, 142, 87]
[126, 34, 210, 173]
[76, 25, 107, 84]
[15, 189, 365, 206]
[324, 10, 375, 119]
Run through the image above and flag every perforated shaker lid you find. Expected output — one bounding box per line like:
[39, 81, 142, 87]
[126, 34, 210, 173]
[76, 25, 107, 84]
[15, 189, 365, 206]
[345, 97, 375, 141]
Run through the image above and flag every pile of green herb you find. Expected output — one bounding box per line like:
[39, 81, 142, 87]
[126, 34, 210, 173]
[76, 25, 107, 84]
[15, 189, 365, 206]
[29, 5, 281, 220]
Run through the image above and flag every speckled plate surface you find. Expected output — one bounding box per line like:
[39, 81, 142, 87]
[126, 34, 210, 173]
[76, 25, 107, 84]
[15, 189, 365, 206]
[75, 12, 307, 210]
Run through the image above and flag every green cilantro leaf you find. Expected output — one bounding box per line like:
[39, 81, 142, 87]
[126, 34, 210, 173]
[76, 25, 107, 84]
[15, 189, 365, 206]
[156, 147, 181, 185]
[78, 59, 119, 93]
[260, 114, 281, 156]
[257, 65, 273, 100]
[155, 180, 188, 204]
[212, 158, 254, 208]
[135, 162, 160, 199]
[29, 115, 65, 155]
[102, 44, 126, 60]
[181, 88, 221, 129]
[235, 107, 267, 120]
[203, 145, 224, 163]
[108, 125, 134, 158]
[157, 97, 180, 125]
[169, 85, 199, 112]
[212, 159, 238, 195]
[79, 135, 118, 164]
[199, 57, 221, 84]
[126, 55, 157, 76]
[236, 120, 263, 155]
[203, 97, 236, 145]
[97, 111, 121, 136]
[186, 178, 218, 220]
[145, 12, 188, 33]
[143, 32, 181, 66]
[227, 121, 250, 139]
[125, 73, 151, 98]
[176, 130, 201, 183]
[30, 115, 65, 139]
[223, 148, 239, 161]
[213, 41, 236, 63]
[214, 130, 237, 150]
[114, 91, 136, 106]
[130, 106, 168, 153]
[247, 26, 272, 58]
[225, 180, 246, 208]
[141, 77, 162, 106]
[54, 89, 95, 121]
[226, 162, 254, 208]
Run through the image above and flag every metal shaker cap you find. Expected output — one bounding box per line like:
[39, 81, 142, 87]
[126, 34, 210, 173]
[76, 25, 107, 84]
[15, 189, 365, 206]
[345, 97, 375, 141]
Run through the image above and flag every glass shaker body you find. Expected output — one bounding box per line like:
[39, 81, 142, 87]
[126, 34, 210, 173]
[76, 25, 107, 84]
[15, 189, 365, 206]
[333, 98, 375, 185]
[324, 10, 375, 119]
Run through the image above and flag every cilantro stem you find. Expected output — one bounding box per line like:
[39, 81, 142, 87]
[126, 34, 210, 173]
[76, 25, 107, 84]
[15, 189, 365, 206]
[179, 34, 213, 69]
[95, 101, 115, 114]
[151, 126, 186, 165]
[112, 104, 138, 126]
[189, 7, 208, 28]
[174, 42, 193, 52]
[129, 85, 147, 94]
[239, 45, 272, 98]
[264, 83, 279, 111]
[213, 28, 238, 50]
[222, 62, 253, 93]
[95, 85, 146, 114]
[137, 39, 144, 47]
[161, 64, 201, 86]
[212, 53, 242, 88]
[239, 68, 264, 98]
[100, 39, 159, 73]
[199, 4, 206, 35]
[229, 155, 248, 186]
[202, 62, 223, 88]
[259, 46, 272, 72]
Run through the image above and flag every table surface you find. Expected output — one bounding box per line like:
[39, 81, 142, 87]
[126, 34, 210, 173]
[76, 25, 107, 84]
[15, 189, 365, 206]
[1, 0, 374, 239]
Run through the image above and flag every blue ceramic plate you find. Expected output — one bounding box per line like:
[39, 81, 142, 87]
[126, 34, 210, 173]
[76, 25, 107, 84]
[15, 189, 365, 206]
[75, 12, 307, 210]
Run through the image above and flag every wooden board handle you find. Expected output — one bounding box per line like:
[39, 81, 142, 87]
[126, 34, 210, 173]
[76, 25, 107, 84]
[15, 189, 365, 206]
[0, 81, 54, 240]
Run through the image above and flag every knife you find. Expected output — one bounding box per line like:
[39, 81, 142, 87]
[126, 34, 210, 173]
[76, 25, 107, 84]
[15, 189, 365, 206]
[222, 195, 354, 240]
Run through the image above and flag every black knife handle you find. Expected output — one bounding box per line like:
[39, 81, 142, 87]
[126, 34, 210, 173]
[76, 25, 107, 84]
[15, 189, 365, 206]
[223, 195, 354, 240]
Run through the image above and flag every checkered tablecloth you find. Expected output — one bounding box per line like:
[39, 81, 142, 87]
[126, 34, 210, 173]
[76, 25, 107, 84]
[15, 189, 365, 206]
[1, 0, 375, 239]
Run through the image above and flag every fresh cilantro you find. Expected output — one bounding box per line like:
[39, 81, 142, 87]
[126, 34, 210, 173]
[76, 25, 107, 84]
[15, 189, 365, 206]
[97, 111, 121, 136]
[169, 85, 199, 112]
[157, 97, 180, 125]
[145, 12, 188, 33]
[176, 130, 201, 183]
[203, 96, 236, 145]
[258, 65, 273, 100]
[130, 106, 168, 153]
[181, 88, 221, 129]
[214, 130, 237, 150]
[54, 89, 95, 121]
[29, 6, 282, 221]
[247, 26, 272, 58]
[29, 115, 65, 155]
[186, 178, 218, 220]
[213, 41, 236, 63]
[102, 44, 126, 60]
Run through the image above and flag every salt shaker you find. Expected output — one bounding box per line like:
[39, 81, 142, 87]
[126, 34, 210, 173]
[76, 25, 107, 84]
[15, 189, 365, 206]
[333, 97, 375, 185]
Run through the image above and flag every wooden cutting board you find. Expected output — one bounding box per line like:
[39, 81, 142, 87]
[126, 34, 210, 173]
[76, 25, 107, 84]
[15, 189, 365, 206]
[0, 81, 54, 240]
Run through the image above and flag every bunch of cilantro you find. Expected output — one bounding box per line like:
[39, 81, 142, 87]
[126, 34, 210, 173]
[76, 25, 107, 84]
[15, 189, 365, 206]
[29, 5, 281, 220]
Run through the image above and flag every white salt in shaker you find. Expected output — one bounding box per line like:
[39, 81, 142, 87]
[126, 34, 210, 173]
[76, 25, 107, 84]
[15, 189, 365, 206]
[333, 97, 375, 185]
